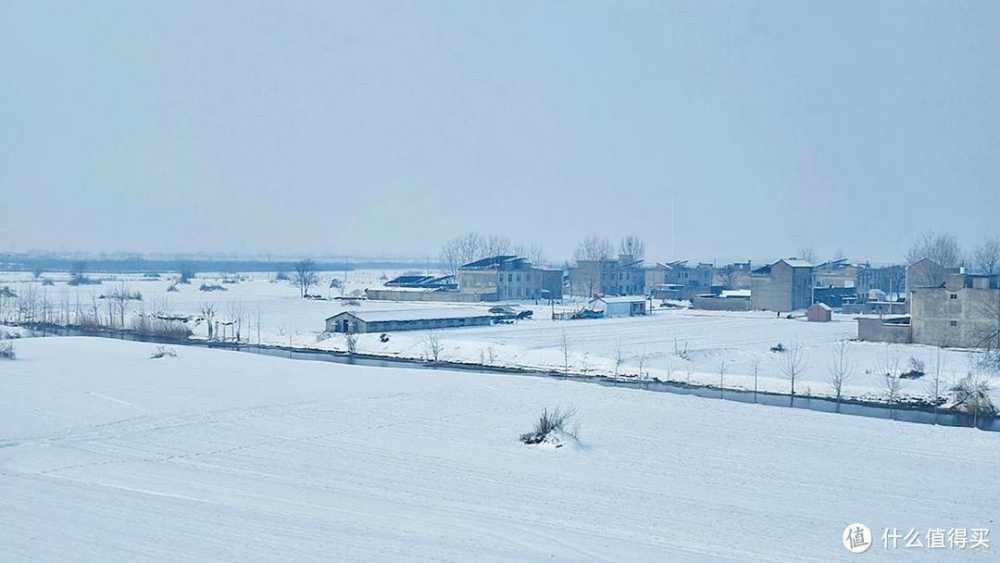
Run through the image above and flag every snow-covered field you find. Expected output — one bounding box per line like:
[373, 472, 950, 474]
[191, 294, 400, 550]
[1, 337, 997, 561]
[0, 270, 992, 403]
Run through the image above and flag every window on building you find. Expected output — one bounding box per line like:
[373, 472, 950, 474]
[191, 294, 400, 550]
[949, 293, 958, 300]
[949, 320, 959, 327]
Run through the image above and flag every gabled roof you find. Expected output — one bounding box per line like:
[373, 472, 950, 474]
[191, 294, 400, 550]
[460, 255, 523, 270]
[753, 258, 813, 274]
[815, 258, 852, 269]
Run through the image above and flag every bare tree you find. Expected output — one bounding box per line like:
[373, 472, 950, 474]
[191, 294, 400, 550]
[798, 247, 817, 264]
[344, 330, 358, 355]
[978, 290, 1000, 374]
[780, 341, 807, 398]
[619, 235, 645, 261]
[482, 234, 513, 258]
[440, 233, 519, 274]
[613, 338, 624, 376]
[560, 329, 570, 374]
[877, 346, 902, 416]
[227, 302, 245, 342]
[574, 235, 613, 262]
[200, 304, 216, 340]
[717, 357, 728, 398]
[110, 282, 134, 329]
[572, 235, 614, 298]
[523, 242, 546, 267]
[950, 372, 995, 428]
[925, 349, 946, 424]
[972, 236, 1000, 275]
[905, 231, 962, 268]
[425, 332, 442, 362]
[636, 347, 649, 380]
[827, 340, 854, 403]
[292, 259, 319, 298]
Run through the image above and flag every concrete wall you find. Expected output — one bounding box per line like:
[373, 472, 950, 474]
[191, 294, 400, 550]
[752, 262, 795, 311]
[691, 296, 751, 311]
[841, 302, 908, 315]
[857, 317, 912, 343]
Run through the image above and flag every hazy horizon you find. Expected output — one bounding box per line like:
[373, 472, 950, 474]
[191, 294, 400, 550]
[3, 2, 998, 264]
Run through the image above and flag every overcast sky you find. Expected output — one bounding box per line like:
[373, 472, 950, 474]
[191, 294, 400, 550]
[2, 1, 998, 263]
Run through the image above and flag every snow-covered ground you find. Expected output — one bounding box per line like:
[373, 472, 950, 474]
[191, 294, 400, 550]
[0, 271, 993, 403]
[1, 337, 997, 561]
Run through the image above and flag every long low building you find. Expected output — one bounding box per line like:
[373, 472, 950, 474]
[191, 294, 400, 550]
[326, 308, 494, 333]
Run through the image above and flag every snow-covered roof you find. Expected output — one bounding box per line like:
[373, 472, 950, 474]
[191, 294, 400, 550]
[720, 289, 751, 298]
[591, 296, 647, 304]
[781, 259, 814, 268]
[327, 308, 493, 323]
[809, 303, 832, 311]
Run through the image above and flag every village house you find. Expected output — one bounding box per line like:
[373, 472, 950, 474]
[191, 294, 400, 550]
[813, 258, 857, 289]
[457, 255, 563, 301]
[855, 263, 905, 300]
[715, 261, 753, 290]
[857, 260, 1000, 349]
[750, 259, 814, 312]
[569, 255, 645, 297]
[910, 272, 1000, 348]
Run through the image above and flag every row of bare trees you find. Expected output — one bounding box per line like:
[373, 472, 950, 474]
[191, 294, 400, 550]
[905, 231, 1000, 274]
[439, 233, 546, 275]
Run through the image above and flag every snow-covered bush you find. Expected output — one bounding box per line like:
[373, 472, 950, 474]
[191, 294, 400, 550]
[520, 408, 578, 447]
[0, 341, 15, 360]
[949, 374, 995, 418]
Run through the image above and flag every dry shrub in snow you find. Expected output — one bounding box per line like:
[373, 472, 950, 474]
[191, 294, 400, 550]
[149, 346, 178, 359]
[0, 341, 14, 360]
[132, 316, 193, 340]
[199, 284, 227, 292]
[950, 374, 995, 419]
[520, 408, 579, 447]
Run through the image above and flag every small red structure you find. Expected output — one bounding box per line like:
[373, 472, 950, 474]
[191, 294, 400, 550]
[806, 303, 832, 322]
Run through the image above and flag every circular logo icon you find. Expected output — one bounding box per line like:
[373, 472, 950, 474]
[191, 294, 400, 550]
[842, 523, 873, 553]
